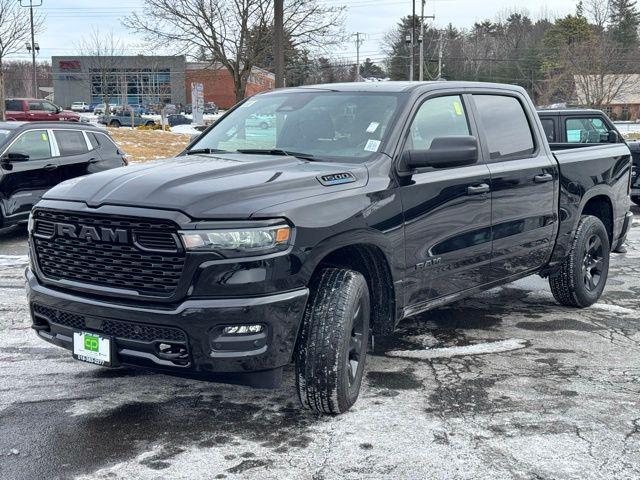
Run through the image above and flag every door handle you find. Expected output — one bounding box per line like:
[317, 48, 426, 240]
[43, 163, 58, 171]
[534, 173, 553, 183]
[88, 157, 100, 164]
[467, 183, 490, 195]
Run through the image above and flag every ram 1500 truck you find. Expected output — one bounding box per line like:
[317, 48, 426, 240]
[537, 108, 640, 206]
[26, 82, 633, 414]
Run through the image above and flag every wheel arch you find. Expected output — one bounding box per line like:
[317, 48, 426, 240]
[580, 192, 614, 246]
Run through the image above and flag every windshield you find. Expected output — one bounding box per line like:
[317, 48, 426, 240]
[191, 91, 401, 161]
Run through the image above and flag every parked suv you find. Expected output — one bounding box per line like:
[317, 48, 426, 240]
[5, 99, 80, 122]
[70, 102, 90, 112]
[0, 122, 127, 228]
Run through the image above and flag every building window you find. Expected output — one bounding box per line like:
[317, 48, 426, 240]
[89, 67, 173, 105]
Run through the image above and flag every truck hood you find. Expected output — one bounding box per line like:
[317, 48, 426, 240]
[43, 154, 369, 219]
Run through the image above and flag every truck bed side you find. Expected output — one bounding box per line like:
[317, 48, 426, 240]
[546, 143, 632, 268]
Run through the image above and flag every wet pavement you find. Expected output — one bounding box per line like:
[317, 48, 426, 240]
[1, 208, 639, 479]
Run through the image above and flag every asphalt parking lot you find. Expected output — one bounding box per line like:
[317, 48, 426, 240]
[1, 207, 639, 480]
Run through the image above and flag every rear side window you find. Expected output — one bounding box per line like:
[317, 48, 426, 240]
[54, 130, 88, 156]
[566, 117, 611, 143]
[27, 101, 44, 111]
[541, 118, 556, 143]
[5, 100, 22, 111]
[86, 132, 100, 149]
[474, 95, 535, 160]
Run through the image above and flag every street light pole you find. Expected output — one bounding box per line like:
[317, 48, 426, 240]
[274, 0, 285, 88]
[21, 0, 42, 98]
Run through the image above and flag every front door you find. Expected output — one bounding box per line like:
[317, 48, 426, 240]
[0, 130, 60, 220]
[399, 94, 493, 309]
[470, 93, 558, 280]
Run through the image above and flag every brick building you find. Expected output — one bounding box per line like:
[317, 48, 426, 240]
[186, 62, 275, 109]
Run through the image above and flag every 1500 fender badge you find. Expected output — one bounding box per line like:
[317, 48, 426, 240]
[318, 172, 356, 186]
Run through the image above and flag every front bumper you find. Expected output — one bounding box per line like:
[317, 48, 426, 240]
[26, 268, 308, 375]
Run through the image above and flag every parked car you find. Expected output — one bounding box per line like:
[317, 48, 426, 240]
[98, 112, 156, 128]
[93, 103, 118, 115]
[88, 103, 99, 112]
[167, 114, 192, 127]
[537, 108, 640, 206]
[245, 113, 273, 129]
[4, 99, 80, 122]
[204, 102, 219, 114]
[70, 102, 90, 112]
[26, 82, 633, 414]
[0, 122, 127, 228]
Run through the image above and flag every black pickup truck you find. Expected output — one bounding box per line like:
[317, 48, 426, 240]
[538, 108, 640, 205]
[26, 82, 633, 414]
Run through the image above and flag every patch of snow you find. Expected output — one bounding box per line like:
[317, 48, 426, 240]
[387, 338, 529, 360]
[170, 124, 201, 135]
[0, 255, 29, 268]
[591, 303, 636, 315]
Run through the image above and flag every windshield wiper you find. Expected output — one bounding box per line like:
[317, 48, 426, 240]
[185, 148, 230, 155]
[236, 148, 316, 161]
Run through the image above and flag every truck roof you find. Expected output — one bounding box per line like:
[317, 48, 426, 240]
[263, 80, 527, 95]
[537, 108, 605, 116]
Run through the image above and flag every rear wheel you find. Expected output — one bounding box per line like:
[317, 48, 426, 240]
[295, 268, 370, 415]
[549, 215, 610, 308]
[109, 120, 121, 128]
[145, 121, 155, 127]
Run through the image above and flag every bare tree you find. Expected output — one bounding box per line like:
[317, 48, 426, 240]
[76, 29, 125, 115]
[583, 0, 612, 29]
[0, 0, 41, 120]
[123, 0, 345, 103]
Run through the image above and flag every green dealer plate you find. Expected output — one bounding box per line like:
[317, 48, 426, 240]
[72, 331, 112, 367]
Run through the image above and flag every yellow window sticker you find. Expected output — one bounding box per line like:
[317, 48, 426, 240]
[453, 101, 463, 116]
[41, 133, 48, 141]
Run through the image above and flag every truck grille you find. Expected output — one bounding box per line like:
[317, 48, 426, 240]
[32, 209, 185, 297]
[32, 303, 187, 343]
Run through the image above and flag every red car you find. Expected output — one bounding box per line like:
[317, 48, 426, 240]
[4, 98, 80, 122]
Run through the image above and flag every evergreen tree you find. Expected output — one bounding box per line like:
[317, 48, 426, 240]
[609, 0, 640, 46]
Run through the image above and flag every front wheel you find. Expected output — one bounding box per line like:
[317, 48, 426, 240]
[109, 120, 121, 128]
[549, 215, 610, 308]
[295, 268, 370, 415]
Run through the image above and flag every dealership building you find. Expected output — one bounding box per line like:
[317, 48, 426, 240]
[52, 55, 275, 110]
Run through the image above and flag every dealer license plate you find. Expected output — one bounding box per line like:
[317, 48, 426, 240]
[73, 331, 112, 367]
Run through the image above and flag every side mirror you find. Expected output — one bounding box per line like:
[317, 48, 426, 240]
[4, 152, 30, 162]
[608, 130, 620, 143]
[402, 135, 479, 171]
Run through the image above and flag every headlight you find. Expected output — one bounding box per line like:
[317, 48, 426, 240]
[179, 223, 291, 253]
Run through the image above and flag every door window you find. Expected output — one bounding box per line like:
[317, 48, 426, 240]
[27, 101, 44, 111]
[405, 95, 470, 151]
[54, 130, 88, 156]
[6, 130, 52, 160]
[5, 100, 22, 111]
[42, 102, 58, 113]
[473, 95, 535, 160]
[566, 117, 611, 143]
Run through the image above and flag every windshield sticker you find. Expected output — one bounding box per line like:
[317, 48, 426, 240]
[453, 101, 464, 116]
[364, 139, 381, 152]
[241, 100, 257, 108]
[366, 122, 379, 133]
[41, 133, 48, 141]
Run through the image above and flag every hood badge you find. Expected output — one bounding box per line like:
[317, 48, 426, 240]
[318, 172, 356, 186]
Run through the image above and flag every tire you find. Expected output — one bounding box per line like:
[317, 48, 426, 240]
[549, 215, 610, 308]
[145, 121, 155, 127]
[295, 268, 370, 415]
[109, 120, 121, 128]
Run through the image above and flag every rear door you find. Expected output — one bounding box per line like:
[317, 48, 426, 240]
[470, 93, 558, 280]
[398, 93, 493, 308]
[0, 129, 59, 219]
[52, 129, 93, 181]
[85, 131, 125, 171]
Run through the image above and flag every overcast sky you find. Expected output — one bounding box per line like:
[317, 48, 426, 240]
[11, 0, 580, 64]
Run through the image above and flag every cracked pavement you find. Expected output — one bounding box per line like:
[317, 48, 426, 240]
[0, 206, 639, 479]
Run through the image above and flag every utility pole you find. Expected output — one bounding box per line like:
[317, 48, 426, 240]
[418, 0, 435, 81]
[410, 0, 415, 81]
[354, 32, 365, 81]
[274, 0, 285, 88]
[21, 0, 42, 98]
